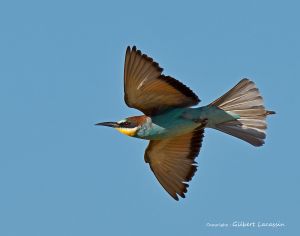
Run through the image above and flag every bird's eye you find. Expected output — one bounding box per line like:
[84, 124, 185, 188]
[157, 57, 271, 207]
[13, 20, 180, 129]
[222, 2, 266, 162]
[122, 122, 130, 127]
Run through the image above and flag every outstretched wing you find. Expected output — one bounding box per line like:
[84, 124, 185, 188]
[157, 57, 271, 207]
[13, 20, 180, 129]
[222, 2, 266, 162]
[124, 46, 200, 116]
[144, 128, 204, 200]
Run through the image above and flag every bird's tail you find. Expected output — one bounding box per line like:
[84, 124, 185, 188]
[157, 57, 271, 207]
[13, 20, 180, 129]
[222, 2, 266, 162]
[209, 79, 275, 146]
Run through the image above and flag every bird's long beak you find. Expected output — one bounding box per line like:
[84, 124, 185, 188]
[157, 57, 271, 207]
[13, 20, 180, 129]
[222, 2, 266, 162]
[95, 122, 119, 128]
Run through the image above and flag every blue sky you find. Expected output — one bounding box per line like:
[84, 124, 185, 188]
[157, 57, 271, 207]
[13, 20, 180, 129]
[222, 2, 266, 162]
[0, 0, 299, 235]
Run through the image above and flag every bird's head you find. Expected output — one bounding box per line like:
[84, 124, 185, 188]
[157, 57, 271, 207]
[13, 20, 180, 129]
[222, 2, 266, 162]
[95, 115, 147, 137]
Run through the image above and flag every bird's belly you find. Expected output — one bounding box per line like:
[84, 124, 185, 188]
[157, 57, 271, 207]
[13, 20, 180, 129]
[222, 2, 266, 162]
[144, 125, 198, 140]
[139, 125, 198, 140]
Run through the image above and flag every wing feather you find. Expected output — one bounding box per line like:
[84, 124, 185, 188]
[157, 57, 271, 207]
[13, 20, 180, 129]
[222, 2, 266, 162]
[124, 46, 200, 115]
[144, 128, 204, 200]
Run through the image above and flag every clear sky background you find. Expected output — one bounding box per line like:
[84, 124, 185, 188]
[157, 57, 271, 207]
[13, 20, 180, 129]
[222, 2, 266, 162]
[0, 0, 299, 235]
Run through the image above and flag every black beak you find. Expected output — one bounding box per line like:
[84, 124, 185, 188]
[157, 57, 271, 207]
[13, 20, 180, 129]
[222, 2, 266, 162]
[95, 122, 119, 128]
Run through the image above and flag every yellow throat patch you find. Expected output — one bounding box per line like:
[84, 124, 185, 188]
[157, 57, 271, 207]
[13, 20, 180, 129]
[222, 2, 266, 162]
[115, 127, 138, 137]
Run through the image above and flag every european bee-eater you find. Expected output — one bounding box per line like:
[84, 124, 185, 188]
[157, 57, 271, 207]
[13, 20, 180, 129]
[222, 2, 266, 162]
[96, 46, 275, 200]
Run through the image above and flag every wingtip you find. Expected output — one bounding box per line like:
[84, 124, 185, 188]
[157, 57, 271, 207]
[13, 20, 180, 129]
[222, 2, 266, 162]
[126, 45, 137, 53]
[241, 78, 251, 82]
[126, 46, 131, 54]
[173, 195, 179, 201]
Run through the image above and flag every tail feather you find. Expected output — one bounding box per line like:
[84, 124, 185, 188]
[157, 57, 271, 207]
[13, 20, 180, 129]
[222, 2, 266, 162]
[210, 79, 275, 147]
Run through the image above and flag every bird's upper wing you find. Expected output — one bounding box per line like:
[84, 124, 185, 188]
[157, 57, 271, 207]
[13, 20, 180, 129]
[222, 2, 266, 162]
[124, 46, 200, 116]
[144, 128, 204, 200]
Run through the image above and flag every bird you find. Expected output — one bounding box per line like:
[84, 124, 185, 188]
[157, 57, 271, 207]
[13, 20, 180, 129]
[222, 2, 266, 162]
[96, 46, 275, 200]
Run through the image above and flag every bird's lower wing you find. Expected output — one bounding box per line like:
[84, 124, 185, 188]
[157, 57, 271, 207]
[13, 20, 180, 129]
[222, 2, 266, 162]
[144, 128, 204, 200]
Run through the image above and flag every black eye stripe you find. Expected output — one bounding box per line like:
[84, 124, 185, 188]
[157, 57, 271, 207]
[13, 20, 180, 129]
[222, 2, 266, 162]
[121, 122, 130, 127]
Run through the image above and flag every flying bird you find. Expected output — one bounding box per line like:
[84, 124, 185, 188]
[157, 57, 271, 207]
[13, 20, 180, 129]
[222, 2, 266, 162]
[96, 46, 275, 200]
